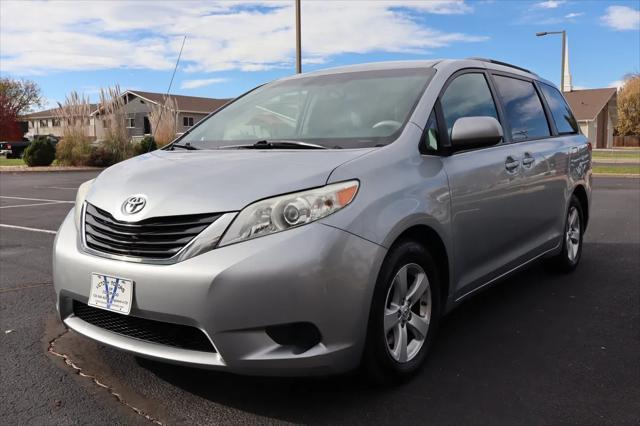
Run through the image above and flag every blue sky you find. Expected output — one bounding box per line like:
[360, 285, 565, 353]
[1, 0, 638, 110]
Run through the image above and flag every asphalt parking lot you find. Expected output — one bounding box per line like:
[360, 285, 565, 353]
[1, 171, 639, 425]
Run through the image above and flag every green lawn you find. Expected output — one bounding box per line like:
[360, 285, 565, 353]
[0, 157, 25, 166]
[592, 150, 640, 160]
[593, 165, 640, 175]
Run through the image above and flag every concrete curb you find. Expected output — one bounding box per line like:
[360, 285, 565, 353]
[0, 166, 104, 173]
[593, 173, 640, 178]
[592, 159, 640, 164]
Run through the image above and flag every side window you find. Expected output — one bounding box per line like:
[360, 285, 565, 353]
[440, 73, 498, 137]
[423, 110, 439, 152]
[539, 83, 579, 134]
[493, 75, 550, 141]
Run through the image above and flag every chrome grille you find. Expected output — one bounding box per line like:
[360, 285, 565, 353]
[84, 203, 221, 259]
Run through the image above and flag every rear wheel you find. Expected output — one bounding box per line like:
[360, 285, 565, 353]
[363, 240, 441, 383]
[550, 195, 584, 272]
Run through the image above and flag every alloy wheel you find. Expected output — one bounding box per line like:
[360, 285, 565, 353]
[566, 206, 581, 262]
[383, 263, 432, 363]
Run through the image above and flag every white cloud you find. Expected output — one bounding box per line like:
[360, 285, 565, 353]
[535, 1, 565, 9]
[609, 80, 624, 90]
[180, 78, 227, 89]
[565, 12, 585, 19]
[601, 5, 640, 31]
[0, 1, 484, 75]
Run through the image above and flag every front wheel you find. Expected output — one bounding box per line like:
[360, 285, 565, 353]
[362, 240, 441, 383]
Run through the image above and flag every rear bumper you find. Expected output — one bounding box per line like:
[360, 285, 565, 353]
[53, 210, 386, 376]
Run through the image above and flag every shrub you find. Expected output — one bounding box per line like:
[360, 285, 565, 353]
[88, 144, 115, 167]
[102, 132, 134, 163]
[23, 136, 55, 166]
[134, 136, 157, 155]
[55, 91, 93, 166]
[55, 136, 92, 166]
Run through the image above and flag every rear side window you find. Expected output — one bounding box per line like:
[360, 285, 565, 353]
[440, 73, 498, 137]
[539, 83, 579, 134]
[493, 75, 550, 141]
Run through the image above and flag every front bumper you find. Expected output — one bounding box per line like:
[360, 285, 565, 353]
[53, 210, 386, 376]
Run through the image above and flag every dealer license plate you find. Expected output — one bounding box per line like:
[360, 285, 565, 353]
[88, 273, 133, 315]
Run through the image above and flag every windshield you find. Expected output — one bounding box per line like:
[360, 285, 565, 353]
[180, 67, 435, 149]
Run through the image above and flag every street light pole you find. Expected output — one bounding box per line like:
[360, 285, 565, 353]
[536, 30, 566, 91]
[295, 0, 301, 74]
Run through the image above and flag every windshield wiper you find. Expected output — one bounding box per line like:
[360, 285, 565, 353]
[171, 142, 199, 150]
[219, 140, 328, 150]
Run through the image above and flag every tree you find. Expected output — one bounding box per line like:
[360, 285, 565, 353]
[615, 74, 640, 136]
[0, 78, 44, 140]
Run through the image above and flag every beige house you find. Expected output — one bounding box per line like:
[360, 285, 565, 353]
[565, 88, 617, 149]
[92, 91, 229, 141]
[23, 105, 97, 139]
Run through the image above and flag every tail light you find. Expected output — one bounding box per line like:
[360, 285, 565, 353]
[587, 142, 592, 152]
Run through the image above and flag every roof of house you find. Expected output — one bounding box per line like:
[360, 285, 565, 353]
[23, 105, 98, 119]
[564, 88, 617, 122]
[128, 90, 230, 113]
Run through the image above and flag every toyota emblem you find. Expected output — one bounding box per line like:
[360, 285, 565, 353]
[122, 195, 147, 215]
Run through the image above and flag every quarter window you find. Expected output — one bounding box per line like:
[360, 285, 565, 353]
[440, 73, 498, 137]
[423, 111, 439, 152]
[539, 83, 579, 134]
[493, 75, 550, 141]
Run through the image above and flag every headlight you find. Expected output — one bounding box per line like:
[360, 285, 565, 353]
[74, 179, 94, 230]
[218, 180, 359, 247]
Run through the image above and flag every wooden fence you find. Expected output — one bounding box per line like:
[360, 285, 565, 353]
[613, 136, 640, 147]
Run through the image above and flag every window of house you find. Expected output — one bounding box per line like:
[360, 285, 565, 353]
[40, 119, 49, 128]
[440, 73, 498, 137]
[493, 75, 550, 141]
[126, 117, 135, 128]
[539, 83, 579, 134]
[52, 118, 60, 127]
[183, 116, 194, 127]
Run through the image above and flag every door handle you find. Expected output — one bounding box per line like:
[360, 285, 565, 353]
[522, 152, 535, 167]
[505, 157, 520, 172]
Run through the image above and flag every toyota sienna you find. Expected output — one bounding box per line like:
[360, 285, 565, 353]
[53, 59, 591, 381]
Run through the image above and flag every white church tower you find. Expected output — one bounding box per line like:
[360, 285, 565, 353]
[563, 35, 573, 92]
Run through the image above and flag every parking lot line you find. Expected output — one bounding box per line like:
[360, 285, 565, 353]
[0, 201, 66, 209]
[0, 224, 57, 234]
[0, 196, 74, 204]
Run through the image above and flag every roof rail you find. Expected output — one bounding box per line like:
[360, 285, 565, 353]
[467, 58, 536, 75]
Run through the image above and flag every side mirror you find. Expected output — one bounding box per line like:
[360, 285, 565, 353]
[451, 116, 503, 149]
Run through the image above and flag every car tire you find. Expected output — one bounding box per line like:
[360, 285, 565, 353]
[550, 195, 584, 273]
[362, 239, 441, 384]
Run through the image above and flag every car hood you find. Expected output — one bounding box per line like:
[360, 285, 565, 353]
[87, 149, 373, 221]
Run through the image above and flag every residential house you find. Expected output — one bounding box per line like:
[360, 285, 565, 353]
[23, 105, 97, 139]
[564, 88, 617, 149]
[92, 91, 229, 141]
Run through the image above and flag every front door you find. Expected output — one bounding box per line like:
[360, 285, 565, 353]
[143, 116, 151, 134]
[438, 71, 526, 297]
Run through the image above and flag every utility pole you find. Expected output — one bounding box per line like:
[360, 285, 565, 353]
[536, 30, 567, 91]
[295, 0, 301, 74]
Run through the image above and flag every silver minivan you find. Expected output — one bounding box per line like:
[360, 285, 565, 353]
[53, 59, 591, 381]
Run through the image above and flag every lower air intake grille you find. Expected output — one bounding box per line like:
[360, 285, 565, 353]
[73, 301, 216, 353]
